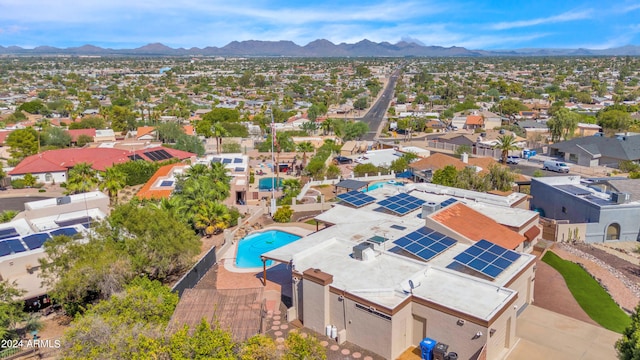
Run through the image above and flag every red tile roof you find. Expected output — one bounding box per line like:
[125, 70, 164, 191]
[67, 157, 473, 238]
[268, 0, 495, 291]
[68, 128, 96, 142]
[8, 147, 195, 175]
[431, 203, 526, 250]
[0, 130, 13, 145]
[136, 126, 156, 139]
[465, 115, 484, 125]
[136, 163, 183, 200]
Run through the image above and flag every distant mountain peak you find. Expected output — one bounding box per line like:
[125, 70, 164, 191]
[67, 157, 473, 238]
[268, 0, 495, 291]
[0, 40, 639, 57]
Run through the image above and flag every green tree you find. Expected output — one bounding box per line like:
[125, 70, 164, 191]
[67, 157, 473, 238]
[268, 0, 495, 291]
[432, 165, 458, 186]
[41, 127, 72, 148]
[0, 280, 27, 340]
[193, 199, 231, 236]
[454, 167, 489, 192]
[212, 122, 230, 154]
[65, 162, 99, 194]
[353, 163, 379, 177]
[493, 134, 520, 164]
[390, 157, 409, 173]
[353, 97, 368, 110]
[485, 164, 516, 191]
[283, 331, 327, 360]
[616, 303, 640, 360]
[76, 134, 93, 147]
[342, 121, 369, 141]
[6, 128, 39, 160]
[273, 205, 294, 223]
[168, 319, 236, 360]
[598, 109, 632, 133]
[109, 105, 136, 132]
[156, 122, 185, 143]
[325, 164, 341, 179]
[99, 166, 127, 205]
[0, 210, 18, 223]
[239, 334, 277, 360]
[454, 144, 472, 157]
[60, 277, 179, 359]
[297, 141, 315, 166]
[174, 134, 205, 156]
[548, 108, 579, 141]
[18, 99, 47, 114]
[23, 173, 36, 187]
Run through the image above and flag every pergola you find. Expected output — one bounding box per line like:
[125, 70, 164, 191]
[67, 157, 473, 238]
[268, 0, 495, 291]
[334, 179, 368, 194]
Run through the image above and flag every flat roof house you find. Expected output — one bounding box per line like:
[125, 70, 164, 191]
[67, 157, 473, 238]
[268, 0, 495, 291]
[531, 176, 640, 243]
[263, 186, 536, 359]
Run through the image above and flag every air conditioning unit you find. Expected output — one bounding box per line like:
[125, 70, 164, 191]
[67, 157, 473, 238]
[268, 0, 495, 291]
[353, 243, 374, 260]
[611, 192, 630, 204]
[422, 202, 441, 218]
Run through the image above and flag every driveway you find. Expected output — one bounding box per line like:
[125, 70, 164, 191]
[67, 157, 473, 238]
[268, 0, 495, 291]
[507, 305, 620, 360]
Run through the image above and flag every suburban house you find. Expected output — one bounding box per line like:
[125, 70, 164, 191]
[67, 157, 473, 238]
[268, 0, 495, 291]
[530, 176, 640, 243]
[0, 192, 110, 300]
[548, 134, 640, 167]
[465, 115, 484, 130]
[8, 147, 195, 184]
[574, 123, 602, 137]
[408, 153, 499, 183]
[479, 110, 503, 130]
[261, 185, 536, 360]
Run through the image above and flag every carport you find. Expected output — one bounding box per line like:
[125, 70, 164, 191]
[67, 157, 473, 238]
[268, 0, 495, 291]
[333, 179, 368, 194]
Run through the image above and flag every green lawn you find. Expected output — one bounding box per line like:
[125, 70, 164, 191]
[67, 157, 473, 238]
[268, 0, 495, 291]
[542, 251, 631, 333]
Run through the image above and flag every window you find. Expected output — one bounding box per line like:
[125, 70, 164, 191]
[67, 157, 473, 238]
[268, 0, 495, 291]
[45, 173, 53, 182]
[606, 223, 620, 241]
[561, 206, 567, 214]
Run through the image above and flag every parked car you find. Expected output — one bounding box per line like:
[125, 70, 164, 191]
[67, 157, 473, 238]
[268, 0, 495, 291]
[505, 156, 522, 165]
[543, 160, 570, 173]
[333, 156, 353, 165]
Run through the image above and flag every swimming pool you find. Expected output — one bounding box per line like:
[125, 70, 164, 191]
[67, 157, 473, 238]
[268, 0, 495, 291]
[363, 180, 405, 192]
[235, 230, 301, 268]
[258, 177, 283, 190]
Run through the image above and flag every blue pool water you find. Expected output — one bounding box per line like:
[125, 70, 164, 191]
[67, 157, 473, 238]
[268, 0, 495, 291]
[363, 181, 405, 192]
[235, 230, 301, 268]
[258, 177, 283, 190]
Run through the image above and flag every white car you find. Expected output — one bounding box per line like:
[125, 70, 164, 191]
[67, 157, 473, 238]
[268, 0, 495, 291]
[506, 156, 522, 165]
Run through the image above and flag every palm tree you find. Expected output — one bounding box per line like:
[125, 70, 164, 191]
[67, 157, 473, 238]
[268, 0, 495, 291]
[296, 141, 314, 167]
[282, 178, 301, 199]
[65, 162, 99, 195]
[493, 134, 520, 164]
[211, 122, 230, 154]
[193, 200, 231, 236]
[99, 166, 127, 205]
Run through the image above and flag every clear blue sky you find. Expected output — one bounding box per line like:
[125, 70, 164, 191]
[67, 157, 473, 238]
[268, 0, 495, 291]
[2, 0, 640, 50]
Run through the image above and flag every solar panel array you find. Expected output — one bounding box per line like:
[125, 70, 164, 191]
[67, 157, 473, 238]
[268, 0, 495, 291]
[233, 158, 243, 163]
[337, 191, 376, 208]
[377, 192, 425, 215]
[440, 198, 458, 208]
[50, 227, 79, 238]
[453, 239, 521, 278]
[0, 228, 19, 240]
[222, 158, 232, 164]
[160, 180, 174, 187]
[128, 154, 144, 161]
[0, 239, 27, 256]
[144, 149, 173, 161]
[22, 233, 51, 250]
[556, 184, 591, 196]
[393, 227, 457, 261]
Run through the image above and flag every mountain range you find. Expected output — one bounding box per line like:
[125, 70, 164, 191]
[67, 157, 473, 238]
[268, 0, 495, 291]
[2, 39, 640, 57]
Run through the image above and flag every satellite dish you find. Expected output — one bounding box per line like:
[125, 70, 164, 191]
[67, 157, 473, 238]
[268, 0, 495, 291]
[409, 280, 415, 289]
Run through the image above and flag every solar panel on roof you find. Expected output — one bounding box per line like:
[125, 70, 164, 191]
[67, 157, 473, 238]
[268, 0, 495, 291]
[440, 198, 458, 208]
[128, 154, 143, 161]
[234, 167, 244, 172]
[22, 233, 51, 250]
[211, 158, 221, 163]
[0, 242, 11, 257]
[144, 150, 161, 161]
[50, 227, 78, 238]
[155, 149, 172, 160]
[0, 228, 19, 241]
[4, 239, 26, 254]
[556, 184, 591, 196]
[392, 227, 457, 261]
[160, 180, 174, 187]
[222, 158, 232, 164]
[337, 191, 376, 208]
[376, 192, 425, 216]
[453, 239, 521, 279]
[233, 158, 242, 163]
[55, 216, 92, 228]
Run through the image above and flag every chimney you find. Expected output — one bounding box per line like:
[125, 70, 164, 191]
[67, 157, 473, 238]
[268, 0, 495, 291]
[461, 153, 469, 164]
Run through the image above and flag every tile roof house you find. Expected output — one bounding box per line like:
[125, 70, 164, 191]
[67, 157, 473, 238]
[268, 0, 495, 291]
[465, 115, 484, 130]
[68, 129, 96, 143]
[136, 163, 186, 200]
[9, 147, 194, 184]
[427, 202, 528, 251]
[409, 153, 501, 182]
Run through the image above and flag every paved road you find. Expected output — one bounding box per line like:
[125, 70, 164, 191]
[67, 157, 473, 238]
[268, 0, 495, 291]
[359, 66, 403, 141]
